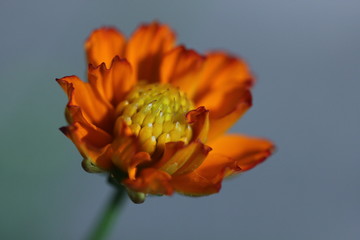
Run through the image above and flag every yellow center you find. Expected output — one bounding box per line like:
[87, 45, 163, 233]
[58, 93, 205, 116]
[115, 83, 194, 155]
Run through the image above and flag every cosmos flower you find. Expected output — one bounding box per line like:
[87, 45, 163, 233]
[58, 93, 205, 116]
[57, 22, 274, 203]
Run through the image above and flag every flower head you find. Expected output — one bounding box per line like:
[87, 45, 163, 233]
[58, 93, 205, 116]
[57, 22, 274, 203]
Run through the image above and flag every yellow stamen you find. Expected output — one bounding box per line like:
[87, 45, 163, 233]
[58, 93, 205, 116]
[115, 83, 194, 155]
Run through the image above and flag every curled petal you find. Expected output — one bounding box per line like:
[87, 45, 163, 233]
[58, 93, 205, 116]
[60, 119, 113, 171]
[171, 142, 211, 176]
[56, 76, 114, 132]
[208, 134, 275, 176]
[63, 105, 112, 147]
[111, 118, 152, 180]
[155, 141, 211, 175]
[154, 141, 185, 169]
[85, 27, 126, 68]
[111, 118, 139, 173]
[160, 46, 204, 97]
[171, 135, 274, 196]
[127, 152, 152, 180]
[88, 57, 135, 107]
[126, 22, 176, 83]
[123, 168, 173, 195]
[111, 135, 138, 175]
[170, 155, 226, 196]
[186, 106, 209, 143]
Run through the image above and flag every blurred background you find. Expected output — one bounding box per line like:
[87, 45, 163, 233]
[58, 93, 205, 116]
[1, 0, 359, 239]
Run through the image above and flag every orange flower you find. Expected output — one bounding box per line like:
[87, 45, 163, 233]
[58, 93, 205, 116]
[57, 22, 274, 203]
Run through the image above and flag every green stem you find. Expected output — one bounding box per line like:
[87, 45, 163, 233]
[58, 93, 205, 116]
[87, 186, 127, 240]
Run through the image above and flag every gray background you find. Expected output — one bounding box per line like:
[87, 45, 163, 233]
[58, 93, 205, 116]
[1, 0, 359, 239]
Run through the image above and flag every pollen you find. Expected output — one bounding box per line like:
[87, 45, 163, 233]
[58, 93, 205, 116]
[115, 83, 194, 155]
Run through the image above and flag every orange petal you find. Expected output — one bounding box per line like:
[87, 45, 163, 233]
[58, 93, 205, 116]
[153, 141, 185, 169]
[60, 107, 112, 148]
[64, 105, 112, 144]
[57, 76, 114, 132]
[170, 154, 226, 195]
[111, 118, 153, 180]
[193, 52, 253, 104]
[172, 141, 212, 176]
[127, 152, 152, 180]
[111, 118, 139, 173]
[208, 134, 275, 175]
[125, 22, 176, 83]
[171, 135, 274, 195]
[171, 176, 223, 196]
[160, 46, 204, 97]
[207, 89, 252, 142]
[192, 53, 254, 139]
[155, 141, 211, 175]
[85, 27, 126, 68]
[60, 118, 113, 171]
[196, 83, 250, 118]
[123, 168, 173, 195]
[88, 57, 135, 107]
[170, 154, 236, 196]
[186, 106, 209, 143]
